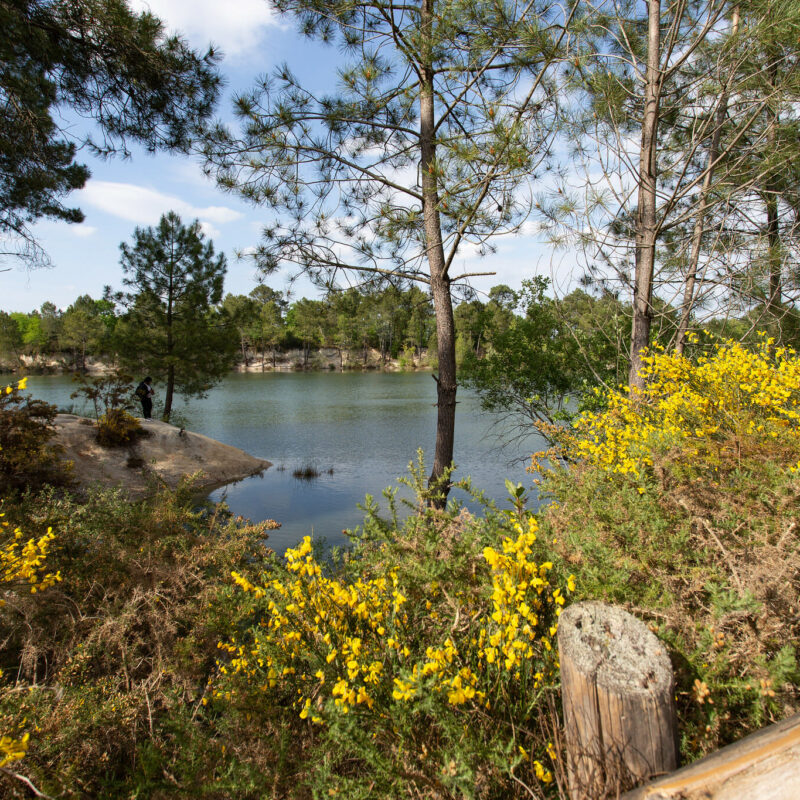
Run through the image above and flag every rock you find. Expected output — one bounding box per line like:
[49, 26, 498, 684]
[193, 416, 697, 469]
[53, 414, 271, 498]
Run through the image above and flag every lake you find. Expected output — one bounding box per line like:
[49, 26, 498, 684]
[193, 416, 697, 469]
[27, 372, 545, 552]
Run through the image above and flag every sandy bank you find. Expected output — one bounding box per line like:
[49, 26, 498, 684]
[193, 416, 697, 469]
[53, 414, 271, 498]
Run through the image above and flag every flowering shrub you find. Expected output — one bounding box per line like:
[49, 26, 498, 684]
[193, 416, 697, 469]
[536, 336, 800, 761]
[567, 335, 800, 482]
[0, 514, 61, 599]
[0, 379, 62, 770]
[0, 509, 61, 780]
[96, 407, 143, 447]
[214, 489, 574, 797]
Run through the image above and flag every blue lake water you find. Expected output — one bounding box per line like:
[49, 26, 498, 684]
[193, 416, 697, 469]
[28, 372, 545, 552]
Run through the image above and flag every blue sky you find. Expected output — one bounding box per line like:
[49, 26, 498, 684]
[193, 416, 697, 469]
[3, 0, 566, 314]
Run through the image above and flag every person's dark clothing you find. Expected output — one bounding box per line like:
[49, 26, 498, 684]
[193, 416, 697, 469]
[136, 380, 154, 419]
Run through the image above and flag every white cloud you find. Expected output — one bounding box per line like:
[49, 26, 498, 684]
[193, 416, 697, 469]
[198, 221, 221, 239]
[79, 181, 243, 228]
[132, 0, 277, 59]
[70, 225, 98, 238]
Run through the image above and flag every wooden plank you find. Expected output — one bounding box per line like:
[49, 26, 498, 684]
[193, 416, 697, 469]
[622, 712, 800, 800]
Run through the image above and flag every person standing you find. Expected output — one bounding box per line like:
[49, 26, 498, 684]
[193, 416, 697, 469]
[135, 377, 155, 419]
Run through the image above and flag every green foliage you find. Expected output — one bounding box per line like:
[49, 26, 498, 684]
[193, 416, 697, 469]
[95, 408, 142, 448]
[536, 338, 800, 760]
[396, 344, 417, 370]
[70, 369, 136, 419]
[1, 0, 220, 267]
[0, 485, 281, 798]
[0, 379, 69, 493]
[0, 312, 24, 365]
[211, 459, 572, 798]
[461, 280, 629, 433]
[110, 211, 238, 420]
[69, 370, 145, 446]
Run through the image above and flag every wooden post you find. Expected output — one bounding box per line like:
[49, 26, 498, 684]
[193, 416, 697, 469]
[558, 602, 678, 799]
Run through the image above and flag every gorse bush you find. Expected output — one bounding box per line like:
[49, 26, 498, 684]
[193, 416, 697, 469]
[564, 335, 800, 482]
[0, 378, 63, 772]
[536, 335, 800, 761]
[0, 378, 70, 493]
[0, 510, 61, 770]
[96, 407, 143, 447]
[0, 470, 572, 799]
[212, 467, 574, 799]
[0, 482, 283, 798]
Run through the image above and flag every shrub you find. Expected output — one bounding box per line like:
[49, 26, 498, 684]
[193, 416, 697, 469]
[212, 466, 574, 799]
[96, 408, 143, 447]
[396, 344, 416, 370]
[561, 335, 800, 483]
[0, 484, 280, 798]
[0, 378, 70, 493]
[536, 335, 800, 761]
[70, 370, 137, 420]
[0, 509, 61, 771]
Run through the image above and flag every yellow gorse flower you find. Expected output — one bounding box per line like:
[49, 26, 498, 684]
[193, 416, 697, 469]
[1, 376, 60, 766]
[0, 731, 29, 767]
[217, 519, 570, 782]
[569, 336, 800, 482]
[0, 518, 61, 600]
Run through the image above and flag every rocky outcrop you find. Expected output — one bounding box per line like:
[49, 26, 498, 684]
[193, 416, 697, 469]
[53, 414, 271, 498]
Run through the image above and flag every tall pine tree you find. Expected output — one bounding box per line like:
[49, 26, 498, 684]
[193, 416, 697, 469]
[204, 0, 577, 501]
[1, 0, 220, 267]
[110, 212, 236, 421]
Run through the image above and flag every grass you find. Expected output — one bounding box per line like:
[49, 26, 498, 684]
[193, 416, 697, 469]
[291, 462, 334, 480]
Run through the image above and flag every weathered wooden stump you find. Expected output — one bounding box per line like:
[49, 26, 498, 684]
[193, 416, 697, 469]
[558, 602, 677, 799]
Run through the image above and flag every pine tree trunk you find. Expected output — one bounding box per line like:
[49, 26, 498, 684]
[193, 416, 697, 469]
[629, 0, 662, 390]
[765, 52, 782, 333]
[420, 0, 456, 506]
[163, 246, 175, 421]
[164, 362, 175, 421]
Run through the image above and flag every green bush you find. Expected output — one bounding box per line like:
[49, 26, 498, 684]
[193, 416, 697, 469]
[0, 484, 281, 798]
[0, 378, 70, 493]
[70, 370, 136, 417]
[211, 463, 572, 799]
[535, 338, 800, 761]
[96, 408, 143, 447]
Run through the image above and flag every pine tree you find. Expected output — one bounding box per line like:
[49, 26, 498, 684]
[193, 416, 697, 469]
[204, 0, 577, 501]
[1, 0, 220, 267]
[110, 212, 236, 421]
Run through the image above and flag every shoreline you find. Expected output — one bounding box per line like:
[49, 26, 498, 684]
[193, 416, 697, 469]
[1, 346, 435, 376]
[53, 414, 272, 499]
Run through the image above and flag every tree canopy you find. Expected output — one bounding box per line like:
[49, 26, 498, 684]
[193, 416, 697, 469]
[204, 0, 577, 499]
[1, 0, 221, 267]
[110, 212, 236, 421]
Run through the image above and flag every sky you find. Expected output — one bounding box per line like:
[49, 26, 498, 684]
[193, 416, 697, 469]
[2, 0, 568, 314]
